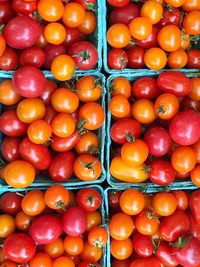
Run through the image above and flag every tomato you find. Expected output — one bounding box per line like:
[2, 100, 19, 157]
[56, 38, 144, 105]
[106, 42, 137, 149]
[64, 236, 84, 256]
[51, 131, 79, 152]
[107, 0, 130, 7]
[107, 24, 131, 48]
[0, 260, 18, 267]
[171, 147, 196, 172]
[3, 16, 41, 49]
[3, 233, 36, 263]
[44, 237, 64, 258]
[120, 189, 145, 215]
[171, 190, 188, 211]
[21, 190, 46, 216]
[158, 25, 181, 52]
[132, 77, 161, 100]
[43, 44, 66, 70]
[76, 188, 101, 212]
[51, 55, 75, 81]
[110, 119, 141, 144]
[29, 253, 52, 267]
[51, 113, 75, 137]
[0, 47, 18, 70]
[109, 3, 140, 25]
[13, 66, 46, 98]
[78, 102, 104, 130]
[4, 160, 35, 188]
[36, 25, 48, 49]
[129, 17, 152, 40]
[88, 227, 108, 248]
[49, 151, 75, 182]
[132, 232, 153, 257]
[155, 241, 178, 267]
[188, 77, 200, 101]
[164, 0, 185, 6]
[152, 192, 177, 216]
[0, 1, 14, 24]
[192, 139, 200, 164]
[87, 210, 102, 231]
[189, 190, 200, 224]
[53, 256, 75, 267]
[129, 257, 161, 267]
[38, 0, 64, 22]
[75, 132, 98, 155]
[182, 0, 200, 11]
[154, 93, 179, 120]
[171, 235, 200, 267]
[126, 46, 145, 69]
[0, 192, 22, 215]
[44, 106, 57, 124]
[0, 214, 15, 238]
[180, 96, 200, 112]
[1, 137, 21, 162]
[110, 77, 131, 98]
[109, 213, 134, 240]
[44, 23, 66, 45]
[140, 1, 163, 24]
[135, 26, 159, 49]
[109, 95, 130, 118]
[110, 157, 148, 183]
[19, 47, 45, 68]
[39, 79, 57, 105]
[51, 88, 79, 113]
[62, 27, 85, 49]
[167, 48, 188, 69]
[183, 11, 200, 35]
[62, 3, 85, 28]
[15, 211, 32, 231]
[78, 11, 96, 34]
[67, 41, 98, 70]
[144, 47, 167, 70]
[189, 213, 200, 240]
[80, 241, 102, 262]
[121, 139, 149, 167]
[191, 165, 200, 186]
[0, 35, 6, 57]
[76, 76, 102, 102]
[158, 7, 181, 28]
[108, 48, 128, 70]
[187, 49, 200, 68]
[110, 238, 133, 260]
[12, 0, 37, 15]
[132, 99, 156, 124]
[30, 215, 62, 244]
[78, 262, 100, 267]
[27, 120, 52, 145]
[73, 154, 102, 181]
[63, 207, 87, 236]
[135, 210, 159, 235]
[170, 110, 200, 146]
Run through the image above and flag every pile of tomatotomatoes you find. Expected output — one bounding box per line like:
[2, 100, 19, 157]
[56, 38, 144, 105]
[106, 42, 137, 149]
[106, 0, 200, 70]
[0, 0, 98, 78]
[0, 75, 104, 188]
[108, 188, 200, 267]
[109, 72, 200, 186]
[0, 185, 107, 267]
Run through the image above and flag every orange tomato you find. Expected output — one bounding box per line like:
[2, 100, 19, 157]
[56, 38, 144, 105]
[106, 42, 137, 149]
[38, 0, 64, 22]
[64, 236, 84, 256]
[182, 0, 200, 11]
[62, 3, 86, 28]
[80, 241, 102, 262]
[51, 88, 79, 113]
[183, 11, 200, 35]
[79, 11, 96, 34]
[110, 77, 131, 98]
[152, 192, 177, 216]
[51, 55, 75, 81]
[109, 95, 131, 118]
[88, 227, 108, 248]
[15, 211, 32, 231]
[140, 1, 163, 24]
[107, 23, 131, 48]
[29, 253, 52, 267]
[164, 0, 185, 7]
[119, 189, 145, 215]
[129, 17, 152, 40]
[167, 48, 188, 69]
[0, 79, 21, 105]
[188, 78, 200, 101]
[51, 113, 75, 137]
[191, 165, 200, 186]
[135, 210, 159, 235]
[0, 261, 18, 267]
[0, 214, 15, 238]
[158, 25, 181, 52]
[171, 190, 189, 211]
[144, 47, 167, 70]
[44, 238, 64, 259]
[132, 99, 156, 124]
[75, 132, 99, 155]
[21, 190, 46, 216]
[110, 238, 133, 260]
[28, 120, 52, 144]
[87, 211, 102, 231]
[171, 146, 197, 172]
[192, 139, 200, 164]
[4, 160, 35, 188]
[52, 256, 75, 267]
[0, 35, 6, 57]
[44, 23, 66, 45]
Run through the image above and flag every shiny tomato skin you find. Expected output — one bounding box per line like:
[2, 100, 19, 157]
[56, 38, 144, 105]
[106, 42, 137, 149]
[76, 188, 101, 212]
[0, 1, 14, 24]
[51, 132, 80, 152]
[110, 119, 141, 144]
[19, 138, 52, 170]
[189, 190, 200, 224]
[1, 137, 21, 162]
[111, 259, 130, 267]
[0, 47, 18, 71]
[3, 233, 36, 264]
[157, 7, 181, 28]
[49, 151, 75, 182]
[0, 192, 22, 215]
[157, 71, 191, 97]
[144, 127, 171, 157]
[155, 241, 178, 267]
[3, 16, 41, 49]
[108, 48, 128, 70]
[160, 210, 190, 242]
[0, 110, 28, 137]
[169, 110, 200, 145]
[107, 0, 130, 7]
[108, 190, 121, 210]
[63, 207, 87, 237]
[189, 212, 200, 240]
[62, 27, 85, 49]
[187, 49, 200, 69]
[30, 215, 62, 245]
[19, 47, 46, 68]
[127, 47, 145, 69]
[109, 3, 140, 25]
[129, 256, 161, 267]
[43, 44, 66, 70]
[78, 262, 100, 267]
[132, 232, 153, 257]
[136, 26, 159, 49]
[12, 0, 37, 15]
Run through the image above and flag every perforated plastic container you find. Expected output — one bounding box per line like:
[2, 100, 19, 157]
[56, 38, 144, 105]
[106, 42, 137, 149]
[0, 71, 106, 189]
[106, 70, 200, 188]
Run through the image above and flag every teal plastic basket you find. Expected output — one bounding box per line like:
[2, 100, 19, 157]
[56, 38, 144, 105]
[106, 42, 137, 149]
[0, 71, 106, 188]
[102, 0, 200, 74]
[0, 184, 106, 266]
[106, 70, 200, 188]
[104, 184, 198, 267]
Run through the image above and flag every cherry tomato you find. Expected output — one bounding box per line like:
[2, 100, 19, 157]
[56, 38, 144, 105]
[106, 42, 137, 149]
[1, 137, 21, 162]
[37, 0, 64, 22]
[187, 49, 200, 68]
[51, 113, 75, 137]
[132, 232, 153, 257]
[152, 192, 177, 216]
[62, 3, 85, 28]
[111, 238, 133, 260]
[44, 22, 66, 45]
[132, 99, 156, 124]
[51, 55, 75, 81]
[167, 48, 188, 69]
[62, 27, 86, 49]
[135, 209, 159, 235]
[107, 23, 131, 48]
[109, 95, 131, 118]
[183, 11, 200, 35]
[158, 25, 181, 52]
[110, 77, 131, 98]
[158, 7, 181, 28]
[43, 44, 66, 70]
[189, 78, 200, 101]
[78, 11, 96, 34]
[0, 214, 15, 238]
[19, 46, 46, 68]
[29, 253, 52, 267]
[107, 0, 130, 7]
[21, 190, 46, 216]
[76, 188, 101, 212]
[144, 47, 167, 70]
[130, 257, 161, 267]
[182, 0, 200, 11]
[140, 0, 163, 24]
[44, 185, 69, 210]
[27, 120, 52, 144]
[44, 238, 64, 259]
[127, 46, 145, 69]
[15, 211, 32, 231]
[0, 192, 22, 215]
[136, 25, 159, 49]
[51, 131, 80, 152]
[0, 1, 14, 24]
[87, 210, 102, 231]
[88, 227, 108, 248]
[129, 17, 152, 40]
[0, 47, 18, 70]
[64, 236, 84, 256]
[189, 190, 200, 224]
[108, 48, 128, 70]
[164, 0, 185, 7]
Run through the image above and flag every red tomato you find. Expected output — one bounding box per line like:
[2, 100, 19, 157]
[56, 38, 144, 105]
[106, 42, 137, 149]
[19, 47, 46, 68]
[171, 190, 188, 211]
[189, 213, 200, 240]
[187, 49, 200, 69]
[76, 188, 101, 212]
[12, 0, 37, 15]
[0, 1, 14, 24]
[108, 48, 128, 70]
[0, 192, 22, 215]
[62, 27, 85, 49]
[108, 190, 121, 210]
[107, 0, 130, 7]
[132, 232, 153, 257]
[1, 137, 21, 162]
[130, 256, 161, 267]
[43, 44, 66, 69]
[0, 47, 18, 70]
[136, 26, 159, 49]
[51, 132, 80, 152]
[126, 46, 145, 69]
[189, 190, 200, 224]
[155, 241, 178, 267]
[157, 7, 181, 28]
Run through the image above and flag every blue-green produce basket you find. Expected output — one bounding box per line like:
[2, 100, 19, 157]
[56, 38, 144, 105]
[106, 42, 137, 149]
[106, 70, 200, 188]
[0, 71, 106, 189]
[104, 185, 198, 267]
[0, 184, 106, 266]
